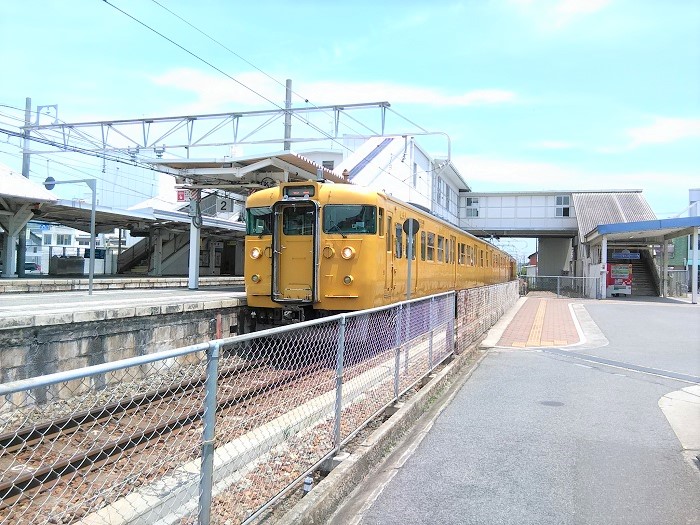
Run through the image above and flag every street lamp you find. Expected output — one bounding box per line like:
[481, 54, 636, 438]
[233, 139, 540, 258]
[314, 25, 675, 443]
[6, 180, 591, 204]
[44, 176, 96, 295]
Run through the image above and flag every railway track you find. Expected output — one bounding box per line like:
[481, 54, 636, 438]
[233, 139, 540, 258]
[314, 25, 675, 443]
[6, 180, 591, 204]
[0, 355, 323, 512]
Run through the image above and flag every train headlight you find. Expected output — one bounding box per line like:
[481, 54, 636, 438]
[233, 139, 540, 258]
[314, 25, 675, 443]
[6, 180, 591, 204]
[343, 275, 353, 285]
[341, 246, 355, 260]
[323, 246, 335, 258]
[251, 274, 261, 283]
[250, 247, 261, 259]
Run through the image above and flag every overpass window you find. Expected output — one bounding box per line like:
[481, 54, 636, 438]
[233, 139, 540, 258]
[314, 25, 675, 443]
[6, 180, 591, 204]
[555, 195, 570, 217]
[465, 197, 479, 218]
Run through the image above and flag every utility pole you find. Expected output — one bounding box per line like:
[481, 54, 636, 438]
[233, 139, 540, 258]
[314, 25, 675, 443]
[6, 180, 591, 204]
[283, 79, 292, 151]
[18, 97, 32, 277]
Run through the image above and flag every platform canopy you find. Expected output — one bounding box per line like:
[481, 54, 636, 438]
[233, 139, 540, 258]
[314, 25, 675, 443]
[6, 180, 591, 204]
[146, 151, 347, 195]
[585, 216, 700, 244]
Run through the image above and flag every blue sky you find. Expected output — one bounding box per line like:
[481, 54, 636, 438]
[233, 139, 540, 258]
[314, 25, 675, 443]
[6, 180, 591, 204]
[1, 0, 699, 222]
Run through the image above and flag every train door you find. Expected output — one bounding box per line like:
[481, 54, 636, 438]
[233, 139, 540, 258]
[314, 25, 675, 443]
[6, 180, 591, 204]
[385, 211, 394, 295]
[271, 202, 319, 303]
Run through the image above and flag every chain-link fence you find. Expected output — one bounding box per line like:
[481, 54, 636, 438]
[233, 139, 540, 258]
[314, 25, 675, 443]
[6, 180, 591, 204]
[523, 275, 599, 299]
[0, 282, 518, 525]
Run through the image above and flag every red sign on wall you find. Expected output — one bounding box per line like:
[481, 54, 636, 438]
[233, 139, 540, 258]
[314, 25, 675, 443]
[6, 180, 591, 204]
[176, 189, 187, 202]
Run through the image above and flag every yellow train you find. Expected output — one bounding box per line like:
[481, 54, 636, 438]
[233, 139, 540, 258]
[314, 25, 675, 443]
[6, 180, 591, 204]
[242, 180, 516, 331]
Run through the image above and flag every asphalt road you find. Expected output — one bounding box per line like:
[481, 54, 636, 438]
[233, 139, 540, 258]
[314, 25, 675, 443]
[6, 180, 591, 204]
[339, 299, 700, 525]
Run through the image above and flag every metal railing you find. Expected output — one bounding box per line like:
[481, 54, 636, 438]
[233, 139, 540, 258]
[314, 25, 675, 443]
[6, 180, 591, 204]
[0, 281, 518, 525]
[524, 275, 600, 299]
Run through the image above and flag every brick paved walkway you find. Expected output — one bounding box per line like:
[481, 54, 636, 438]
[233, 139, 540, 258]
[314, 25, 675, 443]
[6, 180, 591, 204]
[497, 296, 580, 347]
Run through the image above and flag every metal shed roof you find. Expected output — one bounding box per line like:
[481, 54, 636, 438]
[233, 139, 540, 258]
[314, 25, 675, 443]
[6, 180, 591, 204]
[146, 151, 347, 191]
[572, 191, 656, 240]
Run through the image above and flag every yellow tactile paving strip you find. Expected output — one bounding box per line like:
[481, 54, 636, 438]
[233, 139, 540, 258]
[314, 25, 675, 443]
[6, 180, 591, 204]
[497, 297, 580, 348]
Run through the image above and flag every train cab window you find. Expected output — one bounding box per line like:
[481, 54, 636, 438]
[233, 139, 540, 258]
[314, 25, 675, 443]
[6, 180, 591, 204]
[323, 205, 376, 235]
[445, 238, 450, 263]
[421, 232, 426, 261]
[427, 233, 435, 261]
[437, 236, 444, 263]
[283, 207, 315, 235]
[246, 207, 273, 235]
[395, 224, 403, 258]
[387, 217, 392, 252]
[378, 208, 385, 236]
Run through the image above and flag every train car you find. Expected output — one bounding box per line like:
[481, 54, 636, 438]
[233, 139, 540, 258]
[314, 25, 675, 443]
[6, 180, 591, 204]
[242, 179, 516, 331]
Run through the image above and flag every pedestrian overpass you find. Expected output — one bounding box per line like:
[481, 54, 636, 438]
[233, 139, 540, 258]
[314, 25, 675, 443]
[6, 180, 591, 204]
[459, 189, 699, 302]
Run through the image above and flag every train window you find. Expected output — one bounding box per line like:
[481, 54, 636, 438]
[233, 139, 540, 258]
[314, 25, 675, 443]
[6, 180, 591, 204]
[387, 217, 392, 252]
[246, 207, 273, 235]
[458, 243, 466, 265]
[323, 205, 377, 235]
[445, 237, 450, 263]
[283, 207, 314, 235]
[437, 236, 444, 263]
[395, 224, 403, 258]
[427, 233, 435, 261]
[479, 249, 484, 267]
[406, 229, 417, 260]
[421, 232, 426, 261]
[378, 208, 385, 236]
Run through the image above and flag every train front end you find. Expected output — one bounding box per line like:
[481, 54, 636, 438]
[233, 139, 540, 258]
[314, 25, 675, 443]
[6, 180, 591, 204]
[243, 181, 379, 332]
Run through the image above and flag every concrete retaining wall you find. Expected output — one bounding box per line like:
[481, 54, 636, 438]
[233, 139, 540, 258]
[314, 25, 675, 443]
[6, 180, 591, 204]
[0, 305, 242, 385]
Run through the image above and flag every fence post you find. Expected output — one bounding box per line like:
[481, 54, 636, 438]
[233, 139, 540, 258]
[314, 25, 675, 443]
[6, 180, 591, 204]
[394, 304, 402, 401]
[556, 276, 561, 298]
[199, 342, 220, 525]
[333, 315, 347, 449]
[428, 297, 435, 369]
[448, 293, 455, 354]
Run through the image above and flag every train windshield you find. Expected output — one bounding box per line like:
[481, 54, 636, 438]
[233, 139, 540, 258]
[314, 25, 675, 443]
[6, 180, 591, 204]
[323, 205, 377, 235]
[246, 207, 273, 235]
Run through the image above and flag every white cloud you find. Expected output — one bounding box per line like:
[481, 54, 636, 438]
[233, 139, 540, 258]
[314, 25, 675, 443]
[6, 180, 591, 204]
[628, 117, 700, 147]
[149, 69, 517, 113]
